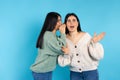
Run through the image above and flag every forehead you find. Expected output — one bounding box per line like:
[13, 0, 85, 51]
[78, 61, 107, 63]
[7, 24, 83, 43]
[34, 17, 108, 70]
[67, 15, 76, 20]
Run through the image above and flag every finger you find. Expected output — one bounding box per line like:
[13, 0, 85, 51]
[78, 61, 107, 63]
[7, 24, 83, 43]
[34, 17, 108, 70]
[100, 32, 106, 39]
[102, 32, 106, 36]
[63, 24, 66, 27]
[61, 46, 65, 49]
[58, 26, 61, 30]
[61, 48, 64, 52]
[94, 32, 97, 37]
[61, 47, 65, 52]
[66, 43, 68, 48]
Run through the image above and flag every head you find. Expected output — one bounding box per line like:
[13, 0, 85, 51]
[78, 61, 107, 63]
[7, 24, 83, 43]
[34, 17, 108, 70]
[64, 13, 82, 34]
[36, 12, 62, 48]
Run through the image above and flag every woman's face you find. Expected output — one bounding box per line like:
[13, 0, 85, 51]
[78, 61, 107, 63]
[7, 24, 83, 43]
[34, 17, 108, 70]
[54, 16, 62, 30]
[66, 15, 78, 32]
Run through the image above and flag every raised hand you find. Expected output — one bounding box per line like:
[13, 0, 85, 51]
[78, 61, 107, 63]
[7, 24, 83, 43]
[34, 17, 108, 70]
[92, 32, 106, 43]
[59, 24, 66, 34]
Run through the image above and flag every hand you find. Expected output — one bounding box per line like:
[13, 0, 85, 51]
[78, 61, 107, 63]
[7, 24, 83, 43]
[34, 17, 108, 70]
[92, 32, 106, 43]
[61, 44, 69, 54]
[59, 24, 66, 34]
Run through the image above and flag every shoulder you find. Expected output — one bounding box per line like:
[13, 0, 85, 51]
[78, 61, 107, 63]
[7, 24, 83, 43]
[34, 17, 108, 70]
[80, 32, 92, 40]
[79, 31, 86, 35]
[44, 31, 54, 37]
[43, 31, 53, 42]
[44, 31, 52, 35]
[84, 32, 92, 38]
[78, 31, 91, 37]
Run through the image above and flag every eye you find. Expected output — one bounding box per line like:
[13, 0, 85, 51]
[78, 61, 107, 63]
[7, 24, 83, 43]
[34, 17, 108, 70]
[67, 19, 71, 22]
[73, 19, 77, 22]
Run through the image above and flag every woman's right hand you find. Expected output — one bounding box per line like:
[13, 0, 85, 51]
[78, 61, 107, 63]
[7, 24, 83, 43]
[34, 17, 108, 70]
[59, 24, 66, 34]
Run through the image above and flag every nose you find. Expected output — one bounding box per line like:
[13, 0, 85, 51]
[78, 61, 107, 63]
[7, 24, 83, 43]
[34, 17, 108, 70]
[70, 21, 73, 25]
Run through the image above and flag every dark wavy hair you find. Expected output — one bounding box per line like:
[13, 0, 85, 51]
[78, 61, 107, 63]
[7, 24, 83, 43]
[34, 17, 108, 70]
[36, 12, 61, 48]
[64, 13, 82, 34]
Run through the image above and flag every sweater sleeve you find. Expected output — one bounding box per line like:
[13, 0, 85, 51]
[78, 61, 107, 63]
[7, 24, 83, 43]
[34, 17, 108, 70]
[57, 33, 66, 46]
[88, 41, 104, 61]
[46, 33, 66, 55]
[58, 54, 71, 67]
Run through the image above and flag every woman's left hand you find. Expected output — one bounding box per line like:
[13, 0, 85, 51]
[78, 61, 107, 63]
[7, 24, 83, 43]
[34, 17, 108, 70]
[92, 32, 106, 43]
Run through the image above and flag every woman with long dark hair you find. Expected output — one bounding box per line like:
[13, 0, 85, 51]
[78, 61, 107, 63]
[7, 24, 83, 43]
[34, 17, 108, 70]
[30, 12, 66, 80]
[58, 13, 105, 80]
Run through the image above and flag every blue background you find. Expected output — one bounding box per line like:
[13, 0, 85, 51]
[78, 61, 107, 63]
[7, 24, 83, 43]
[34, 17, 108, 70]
[0, 0, 120, 80]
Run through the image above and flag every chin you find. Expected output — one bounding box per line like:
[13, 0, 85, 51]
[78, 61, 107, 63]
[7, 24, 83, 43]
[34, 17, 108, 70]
[69, 29, 75, 32]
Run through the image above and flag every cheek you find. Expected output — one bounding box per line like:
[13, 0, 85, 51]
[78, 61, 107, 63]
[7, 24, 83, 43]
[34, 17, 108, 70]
[76, 22, 78, 26]
[55, 24, 59, 28]
[59, 21, 62, 24]
[66, 23, 70, 27]
[74, 23, 78, 28]
[56, 23, 61, 29]
[57, 22, 61, 26]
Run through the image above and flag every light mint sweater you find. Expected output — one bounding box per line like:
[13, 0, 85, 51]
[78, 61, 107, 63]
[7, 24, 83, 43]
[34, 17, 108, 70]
[30, 31, 66, 73]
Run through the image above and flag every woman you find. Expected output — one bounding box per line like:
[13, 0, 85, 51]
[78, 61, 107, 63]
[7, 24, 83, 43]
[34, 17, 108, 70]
[30, 12, 66, 80]
[58, 13, 105, 80]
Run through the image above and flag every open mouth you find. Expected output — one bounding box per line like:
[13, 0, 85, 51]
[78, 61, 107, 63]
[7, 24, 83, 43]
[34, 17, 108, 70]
[70, 26, 74, 28]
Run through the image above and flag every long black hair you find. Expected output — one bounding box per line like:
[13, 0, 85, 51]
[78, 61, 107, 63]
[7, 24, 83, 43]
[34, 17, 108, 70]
[36, 12, 61, 48]
[64, 13, 82, 34]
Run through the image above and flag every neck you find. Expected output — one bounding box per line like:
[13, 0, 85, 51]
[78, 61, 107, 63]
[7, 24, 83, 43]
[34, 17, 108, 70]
[69, 31, 79, 38]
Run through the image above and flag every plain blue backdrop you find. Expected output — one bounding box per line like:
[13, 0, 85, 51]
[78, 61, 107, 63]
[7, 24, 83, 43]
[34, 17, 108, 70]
[0, 0, 120, 80]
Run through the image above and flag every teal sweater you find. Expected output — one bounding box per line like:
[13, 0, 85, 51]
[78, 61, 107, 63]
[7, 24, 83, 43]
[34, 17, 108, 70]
[30, 31, 66, 73]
